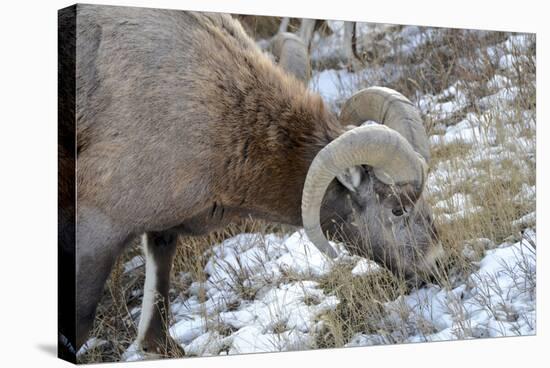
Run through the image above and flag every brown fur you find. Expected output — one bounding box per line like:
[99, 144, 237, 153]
[76, 6, 343, 235]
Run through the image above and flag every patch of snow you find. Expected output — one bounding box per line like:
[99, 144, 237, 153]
[512, 212, 536, 228]
[309, 68, 358, 106]
[514, 184, 536, 203]
[430, 120, 488, 145]
[498, 54, 529, 70]
[479, 87, 519, 109]
[77, 337, 109, 357]
[434, 192, 484, 223]
[351, 259, 382, 276]
[121, 342, 143, 362]
[504, 34, 534, 53]
[169, 315, 207, 344]
[184, 331, 229, 356]
[435, 193, 474, 213]
[487, 74, 511, 90]
[275, 231, 335, 277]
[346, 333, 388, 347]
[124, 255, 144, 273]
[229, 325, 311, 354]
[398, 27, 436, 57]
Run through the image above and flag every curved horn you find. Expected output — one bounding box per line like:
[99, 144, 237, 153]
[339, 86, 430, 163]
[270, 32, 311, 83]
[301, 125, 428, 258]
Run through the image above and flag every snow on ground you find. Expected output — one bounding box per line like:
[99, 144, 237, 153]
[352, 229, 536, 346]
[77, 337, 109, 358]
[123, 231, 348, 359]
[116, 29, 535, 361]
[122, 226, 535, 360]
[347, 232, 535, 345]
[434, 193, 483, 223]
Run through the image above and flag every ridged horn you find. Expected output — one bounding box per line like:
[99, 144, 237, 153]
[339, 86, 430, 163]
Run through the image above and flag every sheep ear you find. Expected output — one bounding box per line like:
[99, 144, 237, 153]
[336, 166, 365, 193]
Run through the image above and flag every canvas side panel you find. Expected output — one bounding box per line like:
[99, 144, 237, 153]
[58, 4, 77, 364]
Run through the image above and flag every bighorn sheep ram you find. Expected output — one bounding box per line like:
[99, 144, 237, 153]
[278, 17, 362, 70]
[58, 5, 442, 357]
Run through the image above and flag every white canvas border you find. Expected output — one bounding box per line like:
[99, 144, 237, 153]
[0, 0, 545, 367]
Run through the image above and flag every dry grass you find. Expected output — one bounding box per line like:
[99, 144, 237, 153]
[78, 18, 536, 363]
[306, 25, 535, 348]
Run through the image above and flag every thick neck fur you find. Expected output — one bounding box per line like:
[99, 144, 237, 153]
[202, 49, 344, 226]
[75, 9, 345, 230]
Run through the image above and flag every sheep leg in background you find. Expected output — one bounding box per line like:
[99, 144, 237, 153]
[278, 17, 290, 33]
[299, 18, 317, 50]
[344, 21, 363, 71]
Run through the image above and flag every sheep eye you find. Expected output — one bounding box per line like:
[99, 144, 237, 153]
[392, 208, 404, 217]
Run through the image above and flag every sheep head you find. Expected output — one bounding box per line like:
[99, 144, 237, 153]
[302, 87, 443, 279]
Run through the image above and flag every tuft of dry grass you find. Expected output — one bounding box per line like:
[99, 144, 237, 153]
[314, 265, 406, 348]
